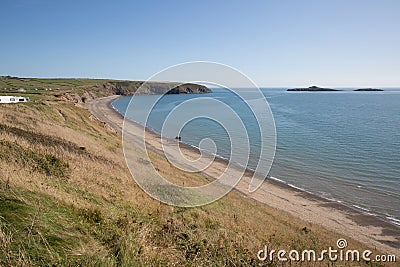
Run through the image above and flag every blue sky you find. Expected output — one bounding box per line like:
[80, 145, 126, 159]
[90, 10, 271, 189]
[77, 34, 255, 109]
[1, 0, 399, 87]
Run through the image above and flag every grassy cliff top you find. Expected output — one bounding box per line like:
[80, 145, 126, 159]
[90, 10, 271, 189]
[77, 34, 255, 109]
[0, 76, 211, 102]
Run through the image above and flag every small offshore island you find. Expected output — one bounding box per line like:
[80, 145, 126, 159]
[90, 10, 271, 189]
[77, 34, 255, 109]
[288, 85, 384, 92]
[287, 86, 342, 92]
[354, 88, 384, 91]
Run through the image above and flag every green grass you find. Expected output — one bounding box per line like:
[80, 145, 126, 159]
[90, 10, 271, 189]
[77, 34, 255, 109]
[0, 140, 69, 178]
[0, 76, 113, 91]
[0, 182, 150, 266]
[0, 76, 126, 103]
[0, 184, 84, 265]
[0, 76, 209, 98]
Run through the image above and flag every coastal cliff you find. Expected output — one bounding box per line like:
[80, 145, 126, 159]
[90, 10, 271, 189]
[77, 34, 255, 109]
[73, 81, 211, 103]
[0, 76, 211, 105]
[95, 81, 210, 95]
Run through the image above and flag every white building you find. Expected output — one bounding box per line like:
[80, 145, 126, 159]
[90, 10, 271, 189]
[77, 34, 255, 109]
[0, 96, 30, 103]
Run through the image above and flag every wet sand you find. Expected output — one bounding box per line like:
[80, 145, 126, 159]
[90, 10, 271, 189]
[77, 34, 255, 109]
[87, 95, 400, 256]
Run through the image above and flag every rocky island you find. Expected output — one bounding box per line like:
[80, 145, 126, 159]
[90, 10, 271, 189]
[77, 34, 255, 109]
[287, 86, 342, 92]
[354, 88, 384, 91]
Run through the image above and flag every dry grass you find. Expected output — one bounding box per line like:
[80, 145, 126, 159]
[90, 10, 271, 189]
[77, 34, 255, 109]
[0, 94, 393, 266]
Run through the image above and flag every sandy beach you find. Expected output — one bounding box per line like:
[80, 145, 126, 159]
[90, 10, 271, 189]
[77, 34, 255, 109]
[87, 95, 400, 257]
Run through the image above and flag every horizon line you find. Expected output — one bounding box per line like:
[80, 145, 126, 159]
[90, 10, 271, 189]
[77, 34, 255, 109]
[1, 74, 399, 88]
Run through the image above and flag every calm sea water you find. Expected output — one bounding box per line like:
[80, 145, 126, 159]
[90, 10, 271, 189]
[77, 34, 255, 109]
[113, 88, 400, 225]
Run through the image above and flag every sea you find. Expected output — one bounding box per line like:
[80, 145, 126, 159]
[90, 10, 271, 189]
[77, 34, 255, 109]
[112, 88, 400, 226]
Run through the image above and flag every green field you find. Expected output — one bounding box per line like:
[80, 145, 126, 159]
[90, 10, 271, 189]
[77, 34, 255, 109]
[0, 76, 113, 91]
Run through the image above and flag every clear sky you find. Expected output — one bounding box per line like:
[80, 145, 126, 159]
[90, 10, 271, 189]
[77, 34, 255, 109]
[1, 0, 399, 87]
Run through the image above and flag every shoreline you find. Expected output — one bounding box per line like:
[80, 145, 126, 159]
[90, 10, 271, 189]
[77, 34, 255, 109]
[111, 95, 399, 228]
[87, 95, 400, 256]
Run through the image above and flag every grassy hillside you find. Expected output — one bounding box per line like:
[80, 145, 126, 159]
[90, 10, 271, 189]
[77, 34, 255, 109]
[0, 76, 110, 90]
[0, 76, 210, 105]
[0, 81, 388, 266]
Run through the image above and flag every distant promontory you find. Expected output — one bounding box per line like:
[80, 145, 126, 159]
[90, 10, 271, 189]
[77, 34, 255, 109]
[287, 86, 342, 92]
